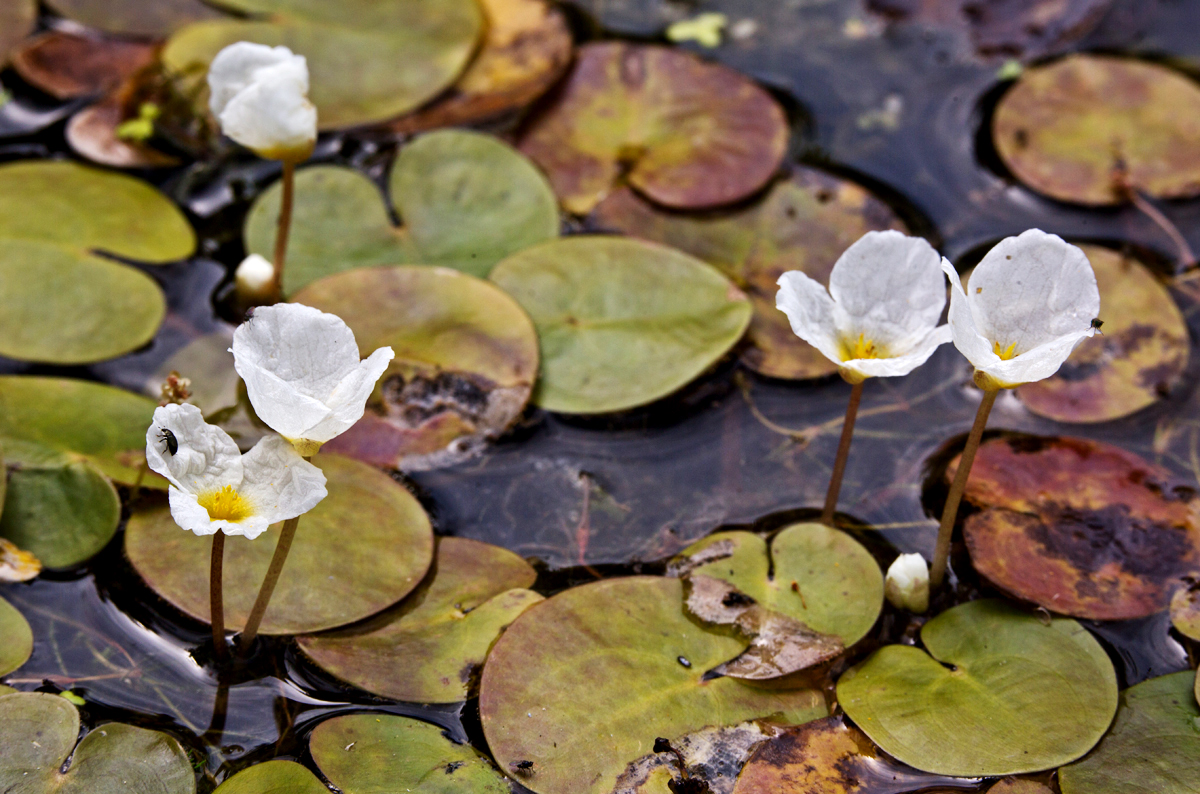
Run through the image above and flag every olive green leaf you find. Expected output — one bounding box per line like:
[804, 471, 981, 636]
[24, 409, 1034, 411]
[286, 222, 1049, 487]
[0, 596, 32, 676]
[212, 760, 326, 794]
[0, 459, 120, 569]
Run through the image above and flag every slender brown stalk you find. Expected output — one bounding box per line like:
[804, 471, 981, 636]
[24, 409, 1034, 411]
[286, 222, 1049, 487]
[820, 380, 865, 527]
[270, 160, 296, 300]
[237, 515, 300, 653]
[210, 530, 227, 663]
[1127, 190, 1197, 269]
[930, 389, 998, 587]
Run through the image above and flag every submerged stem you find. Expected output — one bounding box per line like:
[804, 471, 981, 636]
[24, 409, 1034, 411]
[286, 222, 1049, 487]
[820, 380, 865, 526]
[210, 530, 227, 663]
[930, 389, 998, 588]
[270, 160, 296, 301]
[237, 514, 300, 653]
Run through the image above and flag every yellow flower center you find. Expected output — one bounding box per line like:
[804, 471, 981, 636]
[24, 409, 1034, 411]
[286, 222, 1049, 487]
[197, 485, 253, 523]
[846, 333, 881, 361]
[993, 340, 1018, 360]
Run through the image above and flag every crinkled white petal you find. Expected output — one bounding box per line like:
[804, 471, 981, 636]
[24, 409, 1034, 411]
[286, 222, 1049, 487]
[237, 434, 328, 533]
[207, 42, 299, 117]
[218, 67, 317, 161]
[299, 346, 395, 443]
[943, 256, 999, 373]
[841, 324, 953, 379]
[775, 270, 844, 367]
[146, 403, 241, 494]
[167, 487, 270, 538]
[828, 230, 946, 355]
[975, 327, 1095, 387]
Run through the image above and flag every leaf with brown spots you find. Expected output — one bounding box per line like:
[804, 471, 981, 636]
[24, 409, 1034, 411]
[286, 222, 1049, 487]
[518, 41, 788, 214]
[1017, 245, 1188, 423]
[951, 434, 1200, 619]
[10, 31, 157, 100]
[46, 0, 226, 38]
[1169, 576, 1200, 641]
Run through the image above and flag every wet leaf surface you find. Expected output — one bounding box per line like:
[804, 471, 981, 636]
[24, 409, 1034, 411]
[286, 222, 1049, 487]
[670, 523, 884, 647]
[162, 0, 483, 129]
[46, 0, 225, 38]
[245, 130, 559, 292]
[1016, 245, 1187, 423]
[212, 760, 326, 794]
[592, 173, 906, 379]
[1168, 579, 1200, 641]
[310, 712, 510, 793]
[489, 236, 752, 414]
[298, 537, 541, 703]
[387, 0, 573, 134]
[993, 55, 1200, 205]
[480, 576, 827, 794]
[839, 599, 1117, 776]
[517, 41, 789, 214]
[125, 453, 434, 634]
[0, 0, 35, 66]
[956, 435, 1200, 620]
[1058, 670, 1200, 794]
[0, 691, 195, 794]
[293, 265, 539, 471]
[10, 31, 157, 100]
[0, 595, 32, 676]
[732, 715, 979, 794]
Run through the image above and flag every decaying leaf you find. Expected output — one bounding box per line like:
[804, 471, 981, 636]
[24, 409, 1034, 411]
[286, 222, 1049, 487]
[1168, 576, 1200, 641]
[10, 30, 157, 100]
[45, 0, 225, 38]
[0, 536, 41, 582]
[615, 721, 787, 794]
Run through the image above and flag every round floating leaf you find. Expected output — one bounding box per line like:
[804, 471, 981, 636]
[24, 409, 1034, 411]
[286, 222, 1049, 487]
[0, 376, 161, 487]
[162, 0, 483, 129]
[125, 453, 434, 634]
[670, 523, 884, 646]
[838, 599, 1117, 777]
[0, 596, 32, 676]
[11, 31, 157, 100]
[299, 537, 541, 703]
[592, 173, 905, 379]
[244, 130, 559, 293]
[0, 0, 35, 67]
[293, 266, 539, 470]
[956, 435, 1200, 620]
[0, 691, 195, 794]
[1169, 581, 1200, 641]
[1017, 246, 1187, 422]
[310, 713, 510, 793]
[480, 576, 827, 794]
[1059, 671, 1200, 794]
[489, 236, 753, 414]
[388, 0, 573, 134]
[45, 0, 225, 37]
[993, 55, 1200, 205]
[518, 41, 789, 214]
[212, 760, 326, 794]
[0, 459, 120, 569]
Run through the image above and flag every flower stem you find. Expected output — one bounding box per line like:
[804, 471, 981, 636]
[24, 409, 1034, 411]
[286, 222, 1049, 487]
[820, 380, 864, 527]
[930, 388, 998, 588]
[237, 514, 300, 654]
[270, 160, 296, 301]
[210, 530, 227, 663]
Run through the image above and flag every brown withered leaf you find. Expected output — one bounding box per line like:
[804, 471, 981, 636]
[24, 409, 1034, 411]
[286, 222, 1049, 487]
[0, 0, 35, 68]
[518, 41, 788, 214]
[1169, 577, 1200, 641]
[44, 0, 225, 38]
[614, 721, 788, 794]
[10, 30, 157, 100]
[951, 434, 1200, 619]
[388, 0, 572, 134]
[987, 780, 1057, 794]
[66, 91, 180, 168]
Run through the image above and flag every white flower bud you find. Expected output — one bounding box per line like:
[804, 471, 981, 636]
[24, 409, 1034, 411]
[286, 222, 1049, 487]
[885, 553, 930, 613]
[235, 253, 275, 302]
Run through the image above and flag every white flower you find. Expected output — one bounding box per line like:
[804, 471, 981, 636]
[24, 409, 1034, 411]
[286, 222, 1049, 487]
[207, 42, 317, 162]
[885, 553, 929, 613]
[776, 230, 952, 384]
[231, 303, 394, 456]
[235, 253, 275, 302]
[146, 403, 326, 539]
[942, 229, 1100, 390]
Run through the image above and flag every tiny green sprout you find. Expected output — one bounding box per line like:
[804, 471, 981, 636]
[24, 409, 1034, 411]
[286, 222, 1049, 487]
[997, 59, 1023, 81]
[666, 13, 728, 48]
[0, 88, 11, 108]
[60, 690, 86, 706]
[115, 103, 162, 143]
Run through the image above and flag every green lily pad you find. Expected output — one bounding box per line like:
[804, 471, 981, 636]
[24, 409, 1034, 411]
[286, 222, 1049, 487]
[310, 713, 510, 793]
[162, 0, 483, 130]
[45, 0, 225, 38]
[0, 457, 120, 569]
[489, 236, 752, 414]
[479, 576, 827, 794]
[212, 760, 326, 794]
[1059, 671, 1200, 794]
[1169, 580, 1200, 641]
[993, 55, 1200, 205]
[0, 596, 32, 676]
[0, 691, 195, 794]
[293, 266, 540, 471]
[986, 781, 1056, 794]
[0, 376, 162, 487]
[956, 435, 1200, 620]
[11, 31, 158, 100]
[592, 174, 906, 380]
[670, 523, 883, 647]
[299, 537, 541, 703]
[245, 130, 559, 293]
[837, 599, 1118, 777]
[517, 41, 789, 214]
[1017, 246, 1188, 423]
[1, 0, 36, 67]
[125, 453, 434, 634]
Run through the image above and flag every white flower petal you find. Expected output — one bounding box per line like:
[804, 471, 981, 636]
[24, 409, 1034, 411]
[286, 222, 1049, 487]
[146, 404, 241, 494]
[235, 253, 275, 301]
[167, 487, 221, 536]
[207, 42, 297, 117]
[828, 230, 945, 355]
[976, 327, 1095, 388]
[775, 270, 844, 367]
[300, 346, 395, 443]
[238, 434, 328, 530]
[207, 42, 316, 161]
[943, 256, 997, 373]
[885, 553, 929, 613]
[841, 324, 952, 379]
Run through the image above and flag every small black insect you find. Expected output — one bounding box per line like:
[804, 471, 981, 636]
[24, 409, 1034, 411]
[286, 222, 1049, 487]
[510, 760, 535, 776]
[158, 428, 178, 456]
[1090, 318, 1104, 330]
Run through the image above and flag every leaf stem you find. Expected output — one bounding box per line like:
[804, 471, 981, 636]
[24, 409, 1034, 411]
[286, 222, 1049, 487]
[930, 388, 998, 587]
[820, 380, 864, 526]
[237, 514, 300, 654]
[271, 160, 295, 301]
[210, 530, 227, 663]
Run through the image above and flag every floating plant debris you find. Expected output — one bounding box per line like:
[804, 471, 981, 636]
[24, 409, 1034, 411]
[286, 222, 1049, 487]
[10, 31, 157, 101]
